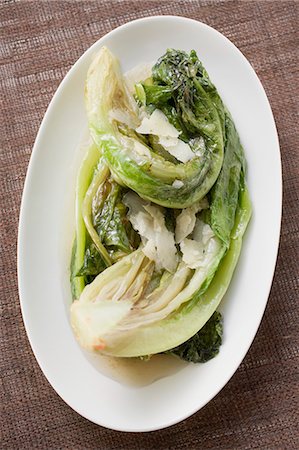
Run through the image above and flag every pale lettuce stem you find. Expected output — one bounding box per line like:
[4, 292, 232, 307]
[72, 142, 101, 299]
[82, 163, 112, 266]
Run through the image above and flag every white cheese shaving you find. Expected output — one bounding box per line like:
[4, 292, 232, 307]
[123, 192, 178, 273]
[192, 219, 214, 244]
[175, 198, 209, 243]
[158, 135, 178, 147]
[136, 109, 180, 138]
[161, 138, 195, 163]
[172, 180, 184, 189]
[136, 109, 196, 163]
[180, 220, 221, 270]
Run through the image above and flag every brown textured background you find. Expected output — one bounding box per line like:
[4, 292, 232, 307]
[1, 0, 298, 448]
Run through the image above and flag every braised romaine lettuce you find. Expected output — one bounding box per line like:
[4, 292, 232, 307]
[70, 47, 251, 362]
[85, 47, 225, 208]
[71, 185, 250, 356]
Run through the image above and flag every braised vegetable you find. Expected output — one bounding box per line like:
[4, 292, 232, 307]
[69, 47, 251, 362]
[85, 48, 225, 208]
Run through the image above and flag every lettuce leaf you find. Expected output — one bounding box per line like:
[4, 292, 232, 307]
[168, 311, 223, 363]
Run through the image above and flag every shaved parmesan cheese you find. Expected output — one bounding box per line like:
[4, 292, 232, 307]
[192, 219, 214, 245]
[142, 239, 157, 262]
[124, 62, 153, 93]
[123, 192, 178, 273]
[136, 109, 180, 138]
[162, 138, 195, 163]
[136, 109, 196, 163]
[158, 136, 179, 147]
[172, 180, 184, 189]
[180, 220, 221, 269]
[175, 198, 209, 243]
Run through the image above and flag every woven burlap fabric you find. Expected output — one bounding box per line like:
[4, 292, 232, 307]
[1, 0, 298, 448]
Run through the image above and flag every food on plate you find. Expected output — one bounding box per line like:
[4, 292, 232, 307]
[70, 47, 251, 362]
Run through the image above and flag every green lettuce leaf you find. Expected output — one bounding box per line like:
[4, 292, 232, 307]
[168, 311, 223, 363]
[210, 112, 245, 246]
[93, 180, 134, 254]
[70, 142, 101, 300]
[76, 241, 107, 284]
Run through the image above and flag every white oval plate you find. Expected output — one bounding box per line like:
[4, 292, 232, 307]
[18, 16, 281, 432]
